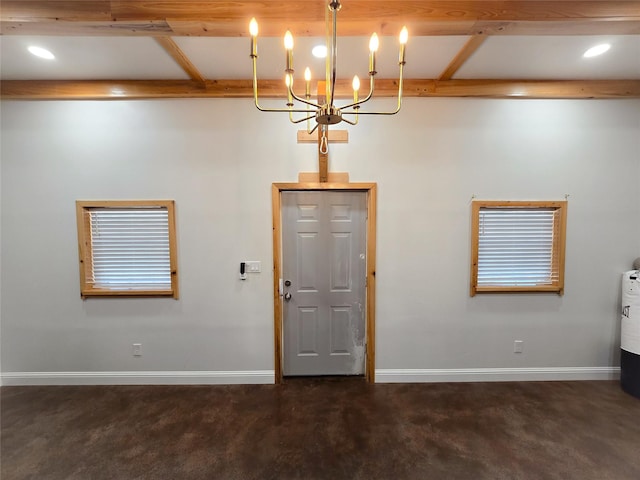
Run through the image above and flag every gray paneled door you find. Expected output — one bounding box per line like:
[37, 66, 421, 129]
[282, 191, 367, 376]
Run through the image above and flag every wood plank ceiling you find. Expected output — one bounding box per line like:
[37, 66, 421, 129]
[2, 0, 640, 100]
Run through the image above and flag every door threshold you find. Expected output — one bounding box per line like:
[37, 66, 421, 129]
[282, 375, 367, 385]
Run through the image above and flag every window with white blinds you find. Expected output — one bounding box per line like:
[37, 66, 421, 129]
[76, 201, 178, 298]
[470, 201, 567, 296]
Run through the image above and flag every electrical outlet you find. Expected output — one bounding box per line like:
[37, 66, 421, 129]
[514, 340, 523, 354]
[132, 343, 142, 357]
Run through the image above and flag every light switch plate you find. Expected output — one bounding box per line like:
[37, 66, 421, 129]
[245, 261, 261, 273]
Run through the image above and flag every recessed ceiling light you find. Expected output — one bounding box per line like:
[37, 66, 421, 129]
[583, 43, 611, 58]
[28, 46, 55, 60]
[312, 45, 327, 58]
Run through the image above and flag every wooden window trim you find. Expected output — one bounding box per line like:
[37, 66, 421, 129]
[470, 200, 567, 297]
[76, 200, 179, 299]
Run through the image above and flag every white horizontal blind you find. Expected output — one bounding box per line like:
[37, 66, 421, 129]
[88, 207, 171, 290]
[477, 207, 557, 287]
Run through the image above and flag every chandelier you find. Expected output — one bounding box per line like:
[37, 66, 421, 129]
[249, 0, 407, 152]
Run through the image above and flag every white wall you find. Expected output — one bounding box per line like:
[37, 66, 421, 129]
[1, 97, 639, 384]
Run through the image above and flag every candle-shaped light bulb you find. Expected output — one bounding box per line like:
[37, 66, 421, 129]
[284, 30, 294, 72]
[249, 18, 258, 56]
[352, 75, 360, 91]
[284, 31, 294, 50]
[249, 18, 259, 37]
[369, 33, 379, 74]
[369, 33, 379, 52]
[352, 75, 360, 102]
[304, 67, 311, 97]
[399, 26, 408, 45]
[399, 26, 408, 64]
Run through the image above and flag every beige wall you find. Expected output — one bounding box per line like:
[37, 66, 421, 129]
[1, 97, 639, 384]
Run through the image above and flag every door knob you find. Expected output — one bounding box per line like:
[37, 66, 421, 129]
[284, 292, 292, 301]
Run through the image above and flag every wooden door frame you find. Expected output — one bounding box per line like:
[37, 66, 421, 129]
[272, 182, 377, 384]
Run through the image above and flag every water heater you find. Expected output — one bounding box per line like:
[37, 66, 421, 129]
[621, 271, 640, 398]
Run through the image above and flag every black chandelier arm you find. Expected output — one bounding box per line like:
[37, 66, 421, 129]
[287, 83, 323, 109]
[340, 62, 405, 116]
[340, 75, 376, 110]
[342, 90, 403, 116]
[288, 112, 317, 124]
[340, 94, 403, 116]
[340, 115, 359, 126]
[342, 109, 400, 116]
[253, 98, 318, 114]
[306, 122, 320, 135]
[253, 96, 317, 114]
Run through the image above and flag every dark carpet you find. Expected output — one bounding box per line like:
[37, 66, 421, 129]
[1, 378, 639, 479]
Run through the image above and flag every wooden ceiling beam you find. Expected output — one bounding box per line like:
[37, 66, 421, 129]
[3, 79, 639, 100]
[438, 35, 487, 81]
[2, 1, 639, 36]
[155, 37, 206, 83]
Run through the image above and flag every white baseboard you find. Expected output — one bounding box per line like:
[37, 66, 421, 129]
[375, 367, 621, 383]
[0, 370, 275, 386]
[1, 367, 621, 386]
